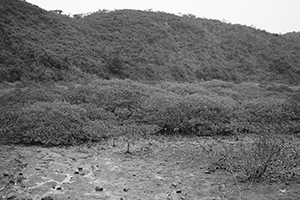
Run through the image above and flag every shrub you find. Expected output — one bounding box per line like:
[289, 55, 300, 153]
[142, 92, 187, 134]
[63, 84, 98, 104]
[0, 86, 64, 107]
[210, 132, 299, 182]
[199, 79, 236, 89]
[83, 120, 159, 153]
[0, 104, 23, 141]
[2, 101, 93, 146]
[119, 123, 160, 153]
[266, 84, 294, 93]
[83, 120, 122, 141]
[157, 82, 210, 95]
[79, 103, 116, 121]
[185, 94, 238, 135]
[143, 92, 238, 136]
[64, 80, 142, 108]
[238, 97, 291, 133]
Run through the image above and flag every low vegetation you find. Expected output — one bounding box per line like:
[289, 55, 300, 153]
[1, 79, 299, 147]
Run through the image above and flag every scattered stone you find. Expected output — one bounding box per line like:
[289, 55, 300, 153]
[80, 172, 85, 176]
[78, 167, 83, 171]
[269, 178, 277, 183]
[6, 193, 17, 200]
[95, 186, 104, 192]
[279, 189, 287, 193]
[41, 196, 53, 200]
[171, 183, 177, 188]
[3, 171, 10, 177]
[285, 182, 290, 185]
[204, 170, 211, 174]
[56, 186, 62, 190]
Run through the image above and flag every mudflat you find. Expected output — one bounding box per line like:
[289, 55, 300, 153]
[1, 136, 300, 200]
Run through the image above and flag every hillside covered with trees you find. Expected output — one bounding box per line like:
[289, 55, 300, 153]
[1, 0, 300, 84]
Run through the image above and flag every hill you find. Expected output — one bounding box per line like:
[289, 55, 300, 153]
[1, 0, 300, 84]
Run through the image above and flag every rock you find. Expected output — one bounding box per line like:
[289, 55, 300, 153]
[95, 186, 104, 192]
[176, 190, 182, 193]
[285, 182, 290, 185]
[3, 171, 10, 176]
[123, 187, 129, 192]
[80, 172, 85, 176]
[204, 170, 211, 174]
[6, 193, 17, 200]
[41, 196, 53, 200]
[78, 167, 83, 171]
[171, 183, 177, 188]
[56, 186, 62, 190]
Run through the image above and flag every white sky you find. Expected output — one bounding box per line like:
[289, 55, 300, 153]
[26, 0, 300, 34]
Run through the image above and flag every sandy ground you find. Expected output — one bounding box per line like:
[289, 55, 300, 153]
[1, 136, 300, 200]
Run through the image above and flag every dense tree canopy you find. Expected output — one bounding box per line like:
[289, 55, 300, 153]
[0, 0, 300, 84]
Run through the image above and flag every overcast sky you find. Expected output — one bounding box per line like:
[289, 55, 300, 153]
[26, 0, 300, 34]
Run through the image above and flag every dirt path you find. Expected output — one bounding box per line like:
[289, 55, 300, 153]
[1, 136, 300, 200]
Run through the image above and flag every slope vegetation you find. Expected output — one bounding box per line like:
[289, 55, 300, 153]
[1, 0, 300, 84]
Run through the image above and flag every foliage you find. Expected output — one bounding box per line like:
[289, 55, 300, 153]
[1, 0, 300, 84]
[0, 86, 64, 107]
[2, 101, 93, 146]
[211, 132, 300, 183]
[237, 97, 293, 134]
[82, 120, 122, 141]
[0, 78, 299, 147]
[143, 92, 237, 135]
[119, 123, 160, 153]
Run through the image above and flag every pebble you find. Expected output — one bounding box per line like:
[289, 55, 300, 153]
[80, 172, 85, 176]
[56, 186, 62, 190]
[3, 171, 10, 176]
[171, 183, 177, 188]
[285, 182, 290, 185]
[95, 186, 104, 192]
[6, 193, 17, 200]
[41, 196, 53, 200]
